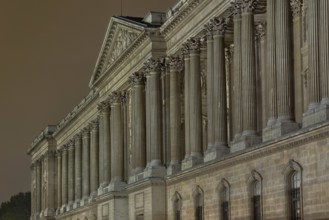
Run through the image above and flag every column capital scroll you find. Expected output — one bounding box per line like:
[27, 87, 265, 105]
[230, 0, 243, 17]
[90, 117, 100, 130]
[180, 43, 190, 57]
[55, 149, 62, 158]
[82, 126, 90, 137]
[144, 58, 164, 73]
[109, 91, 126, 104]
[213, 16, 230, 36]
[97, 100, 111, 113]
[241, 0, 258, 13]
[203, 21, 214, 40]
[74, 133, 82, 141]
[67, 139, 75, 150]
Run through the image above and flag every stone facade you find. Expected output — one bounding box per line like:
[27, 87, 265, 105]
[27, 0, 329, 219]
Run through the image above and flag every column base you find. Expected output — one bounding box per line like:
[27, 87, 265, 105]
[230, 134, 261, 153]
[73, 199, 81, 209]
[88, 191, 97, 203]
[55, 208, 61, 215]
[204, 145, 229, 162]
[43, 208, 55, 217]
[181, 154, 203, 170]
[66, 202, 74, 211]
[128, 171, 144, 184]
[303, 104, 329, 127]
[263, 120, 299, 141]
[60, 205, 67, 214]
[108, 179, 127, 192]
[143, 165, 166, 178]
[167, 162, 181, 175]
[80, 196, 89, 207]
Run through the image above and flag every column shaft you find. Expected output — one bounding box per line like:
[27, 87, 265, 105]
[266, 0, 277, 125]
[205, 31, 214, 148]
[169, 57, 182, 165]
[233, 15, 242, 137]
[213, 21, 228, 147]
[110, 93, 124, 181]
[56, 153, 62, 209]
[320, 0, 329, 103]
[241, 11, 257, 135]
[61, 148, 68, 206]
[189, 38, 203, 157]
[307, 0, 320, 109]
[183, 52, 191, 158]
[36, 161, 41, 213]
[74, 135, 82, 201]
[90, 119, 99, 194]
[146, 75, 151, 165]
[100, 102, 111, 186]
[82, 129, 90, 199]
[276, 0, 294, 121]
[68, 144, 74, 204]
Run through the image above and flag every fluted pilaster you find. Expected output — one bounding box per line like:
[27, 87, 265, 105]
[129, 73, 146, 174]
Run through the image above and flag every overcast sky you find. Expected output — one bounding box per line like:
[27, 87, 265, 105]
[0, 0, 176, 205]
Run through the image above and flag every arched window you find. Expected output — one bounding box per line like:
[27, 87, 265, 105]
[172, 192, 182, 220]
[291, 171, 301, 220]
[253, 181, 261, 220]
[222, 186, 229, 220]
[193, 186, 204, 220]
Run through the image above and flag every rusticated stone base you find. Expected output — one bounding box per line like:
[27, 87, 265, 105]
[230, 134, 261, 153]
[303, 105, 329, 128]
[263, 120, 300, 142]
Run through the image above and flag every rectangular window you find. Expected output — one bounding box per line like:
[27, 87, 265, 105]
[175, 210, 181, 220]
[136, 214, 144, 220]
[253, 195, 261, 220]
[291, 188, 301, 220]
[196, 206, 203, 220]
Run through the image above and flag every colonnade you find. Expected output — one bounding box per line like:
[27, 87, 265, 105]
[30, 0, 329, 216]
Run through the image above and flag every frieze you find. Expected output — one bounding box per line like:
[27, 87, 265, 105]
[129, 72, 146, 86]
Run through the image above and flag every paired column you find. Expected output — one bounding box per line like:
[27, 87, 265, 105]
[61, 146, 68, 209]
[67, 141, 75, 208]
[74, 134, 82, 204]
[36, 160, 42, 214]
[98, 101, 111, 188]
[129, 73, 146, 175]
[168, 56, 182, 174]
[109, 91, 126, 190]
[82, 127, 90, 201]
[90, 118, 99, 196]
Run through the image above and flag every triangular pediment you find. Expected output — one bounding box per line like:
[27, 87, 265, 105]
[89, 17, 146, 87]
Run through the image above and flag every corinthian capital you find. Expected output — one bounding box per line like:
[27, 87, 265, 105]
[168, 55, 183, 71]
[97, 100, 110, 112]
[242, 0, 258, 13]
[144, 58, 164, 73]
[255, 22, 266, 41]
[290, 0, 302, 18]
[67, 139, 75, 150]
[109, 91, 124, 104]
[231, 0, 243, 16]
[180, 43, 190, 56]
[203, 21, 214, 39]
[213, 16, 230, 36]
[90, 117, 100, 130]
[187, 37, 201, 53]
[129, 72, 146, 86]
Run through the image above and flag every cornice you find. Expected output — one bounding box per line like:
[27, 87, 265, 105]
[166, 122, 329, 186]
[28, 125, 57, 156]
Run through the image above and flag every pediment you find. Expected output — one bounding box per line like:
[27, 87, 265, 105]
[89, 17, 145, 87]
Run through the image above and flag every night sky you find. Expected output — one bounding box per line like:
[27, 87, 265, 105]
[0, 0, 176, 204]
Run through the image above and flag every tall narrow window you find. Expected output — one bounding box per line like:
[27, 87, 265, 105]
[195, 193, 203, 220]
[222, 186, 229, 220]
[291, 171, 301, 220]
[253, 181, 261, 220]
[174, 197, 182, 220]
